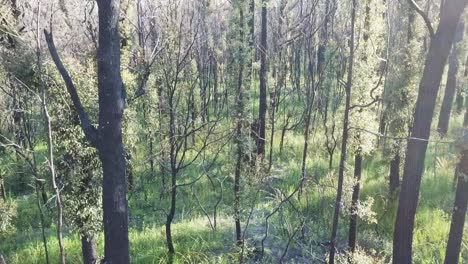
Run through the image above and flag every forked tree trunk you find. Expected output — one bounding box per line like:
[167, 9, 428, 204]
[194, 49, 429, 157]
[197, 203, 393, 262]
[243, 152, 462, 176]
[45, 0, 130, 262]
[393, 1, 468, 263]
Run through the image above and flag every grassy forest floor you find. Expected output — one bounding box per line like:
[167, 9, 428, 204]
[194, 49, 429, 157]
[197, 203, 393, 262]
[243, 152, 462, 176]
[1, 113, 467, 264]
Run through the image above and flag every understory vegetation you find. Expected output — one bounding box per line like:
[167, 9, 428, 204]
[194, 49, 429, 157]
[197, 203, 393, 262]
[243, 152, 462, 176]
[1, 0, 467, 263]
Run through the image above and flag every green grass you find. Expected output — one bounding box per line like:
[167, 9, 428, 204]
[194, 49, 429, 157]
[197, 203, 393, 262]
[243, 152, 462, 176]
[3, 217, 238, 264]
[2, 114, 468, 264]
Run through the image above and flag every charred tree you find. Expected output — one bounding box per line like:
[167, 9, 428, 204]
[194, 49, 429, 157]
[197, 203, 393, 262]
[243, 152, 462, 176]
[444, 89, 468, 263]
[348, 150, 362, 254]
[329, 0, 356, 262]
[437, 20, 465, 136]
[389, 153, 401, 194]
[257, 0, 268, 158]
[393, 0, 468, 263]
[444, 148, 468, 264]
[81, 235, 98, 264]
[45, 0, 130, 262]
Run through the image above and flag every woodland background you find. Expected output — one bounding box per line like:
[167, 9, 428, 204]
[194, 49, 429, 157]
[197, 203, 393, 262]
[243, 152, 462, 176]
[0, 0, 467, 263]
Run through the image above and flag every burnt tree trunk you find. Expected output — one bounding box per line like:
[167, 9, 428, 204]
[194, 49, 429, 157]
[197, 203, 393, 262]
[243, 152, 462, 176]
[329, 0, 356, 263]
[268, 91, 276, 171]
[97, 1, 130, 262]
[437, 20, 465, 136]
[81, 235, 98, 264]
[348, 151, 362, 254]
[45, 0, 130, 262]
[392, 1, 468, 263]
[389, 153, 400, 194]
[257, 0, 268, 157]
[444, 148, 468, 264]
[0, 179, 6, 201]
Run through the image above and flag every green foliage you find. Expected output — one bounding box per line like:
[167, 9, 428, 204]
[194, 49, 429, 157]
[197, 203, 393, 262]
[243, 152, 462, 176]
[0, 198, 17, 237]
[1, 0, 467, 264]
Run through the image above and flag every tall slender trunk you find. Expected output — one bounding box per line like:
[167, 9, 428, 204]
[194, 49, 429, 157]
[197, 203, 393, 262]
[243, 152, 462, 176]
[348, 151, 362, 254]
[393, 1, 468, 263]
[329, 0, 356, 262]
[257, 0, 268, 157]
[81, 235, 97, 264]
[41, 67, 66, 264]
[166, 90, 177, 255]
[444, 149, 468, 264]
[45, 0, 130, 262]
[437, 20, 465, 136]
[35, 180, 50, 264]
[212, 57, 219, 114]
[268, 91, 276, 171]
[279, 116, 288, 155]
[299, 97, 312, 198]
[234, 2, 246, 245]
[37, 13, 65, 261]
[444, 96, 468, 264]
[96, 1, 130, 262]
[165, 170, 177, 254]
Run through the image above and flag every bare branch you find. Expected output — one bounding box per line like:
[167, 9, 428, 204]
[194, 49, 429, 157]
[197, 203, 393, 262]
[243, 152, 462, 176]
[43, 30, 99, 147]
[407, 0, 435, 38]
[350, 61, 386, 111]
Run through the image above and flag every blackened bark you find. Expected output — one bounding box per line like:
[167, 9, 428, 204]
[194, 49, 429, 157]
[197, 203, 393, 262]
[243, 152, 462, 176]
[257, 0, 268, 157]
[389, 154, 400, 194]
[279, 117, 288, 154]
[165, 170, 176, 254]
[46, 0, 130, 262]
[393, 1, 468, 263]
[348, 152, 362, 254]
[43, 33, 98, 147]
[81, 235, 98, 264]
[444, 149, 468, 264]
[437, 21, 465, 136]
[165, 85, 177, 254]
[329, 1, 356, 263]
[96, 1, 130, 262]
[299, 42, 316, 199]
[268, 91, 276, 171]
[0, 180, 6, 201]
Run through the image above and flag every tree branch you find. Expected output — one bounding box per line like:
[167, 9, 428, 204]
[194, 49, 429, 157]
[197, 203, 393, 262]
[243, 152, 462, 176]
[350, 64, 386, 111]
[127, 45, 164, 105]
[407, 0, 435, 38]
[43, 30, 99, 147]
